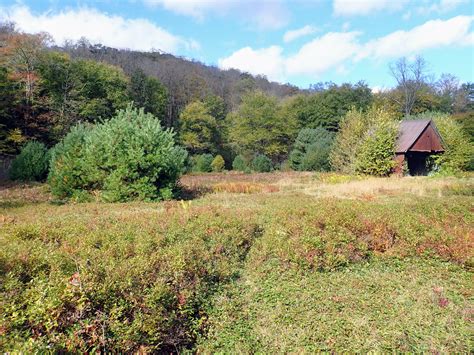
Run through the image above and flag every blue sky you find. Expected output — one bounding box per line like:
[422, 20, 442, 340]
[1, 0, 473, 89]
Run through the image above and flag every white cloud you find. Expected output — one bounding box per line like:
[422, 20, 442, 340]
[218, 46, 285, 81]
[285, 32, 360, 76]
[143, 0, 223, 20]
[417, 0, 468, 15]
[219, 16, 473, 82]
[0, 5, 198, 53]
[371, 86, 385, 93]
[144, 0, 289, 30]
[283, 25, 318, 43]
[333, 0, 408, 16]
[359, 15, 474, 59]
[333, 0, 467, 17]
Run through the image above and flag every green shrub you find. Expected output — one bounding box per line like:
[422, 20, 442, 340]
[232, 155, 248, 171]
[48, 124, 91, 198]
[9, 141, 51, 181]
[432, 114, 473, 173]
[330, 107, 397, 175]
[193, 154, 214, 172]
[289, 128, 334, 171]
[49, 105, 187, 202]
[211, 155, 225, 172]
[251, 154, 272, 173]
[355, 120, 397, 176]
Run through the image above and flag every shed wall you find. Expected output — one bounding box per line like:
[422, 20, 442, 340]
[410, 125, 444, 152]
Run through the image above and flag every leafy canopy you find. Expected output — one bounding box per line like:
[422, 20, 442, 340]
[180, 101, 218, 155]
[130, 68, 168, 121]
[289, 82, 373, 131]
[227, 91, 297, 161]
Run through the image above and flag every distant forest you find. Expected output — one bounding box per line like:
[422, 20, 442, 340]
[1, 22, 473, 166]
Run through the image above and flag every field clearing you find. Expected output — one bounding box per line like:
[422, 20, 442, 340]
[1, 172, 473, 352]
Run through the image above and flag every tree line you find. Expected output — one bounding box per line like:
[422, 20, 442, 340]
[1, 22, 473, 176]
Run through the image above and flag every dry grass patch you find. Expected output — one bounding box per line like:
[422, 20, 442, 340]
[0, 182, 51, 208]
[302, 175, 474, 199]
[212, 182, 279, 194]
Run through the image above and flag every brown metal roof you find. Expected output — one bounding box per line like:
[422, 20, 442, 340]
[396, 119, 443, 153]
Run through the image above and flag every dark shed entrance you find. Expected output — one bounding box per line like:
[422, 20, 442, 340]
[394, 120, 444, 176]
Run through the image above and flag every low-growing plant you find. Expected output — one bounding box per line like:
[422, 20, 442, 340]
[9, 141, 51, 181]
[0, 206, 261, 352]
[193, 153, 214, 172]
[48, 105, 187, 202]
[251, 154, 272, 173]
[211, 154, 225, 172]
[212, 182, 279, 194]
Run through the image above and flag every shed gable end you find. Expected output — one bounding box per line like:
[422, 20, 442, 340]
[410, 124, 444, 152]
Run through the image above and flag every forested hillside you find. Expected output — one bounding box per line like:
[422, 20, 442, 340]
[1, 22, 473, 173]
[59, 39, 300, 127]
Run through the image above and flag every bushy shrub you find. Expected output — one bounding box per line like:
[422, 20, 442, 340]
[289, 128, 334, 171]
[9, 141, 50, 181]
[330, 107, 397, 175]
[211, 155, 225, 172]
[251, 154, 273, 173]
[432, 114, 473, 173]
[232, 155, 247, 171]
[355, 120, 398, 176]
[49, 105, 187, 202]
[48, 124, 91, 198]
[193, 154, 214, 172]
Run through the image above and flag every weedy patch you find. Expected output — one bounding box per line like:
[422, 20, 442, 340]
[199, 258, 473, 353]
[0, 205, 262, 352]
[0, 173, 472, 353]
[212, 182, 279, 194]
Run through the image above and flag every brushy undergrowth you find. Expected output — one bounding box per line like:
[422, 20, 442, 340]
[0, 205, 261, 352]
[198, 195, 473, 353]
[1, 174, 472, 352]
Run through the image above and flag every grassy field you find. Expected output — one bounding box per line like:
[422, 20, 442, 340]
[1, 172, 473, 352]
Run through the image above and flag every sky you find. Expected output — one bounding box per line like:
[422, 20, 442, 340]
[0, 0, 473, 90]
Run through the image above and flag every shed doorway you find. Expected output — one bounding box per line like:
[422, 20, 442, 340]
[406, 152, 429, 176]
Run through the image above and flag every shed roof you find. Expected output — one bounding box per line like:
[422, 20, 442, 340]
[396, 119, 443, 153]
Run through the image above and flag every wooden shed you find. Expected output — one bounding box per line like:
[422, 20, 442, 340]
[394, 120, 444, 175]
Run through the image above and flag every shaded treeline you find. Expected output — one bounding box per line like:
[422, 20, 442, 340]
[1, 22, 473, 168]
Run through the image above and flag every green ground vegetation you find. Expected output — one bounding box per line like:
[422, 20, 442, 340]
[0, 172, 472, 352]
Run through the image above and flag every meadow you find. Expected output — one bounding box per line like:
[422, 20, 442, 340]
[1, 172, 473, 352]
